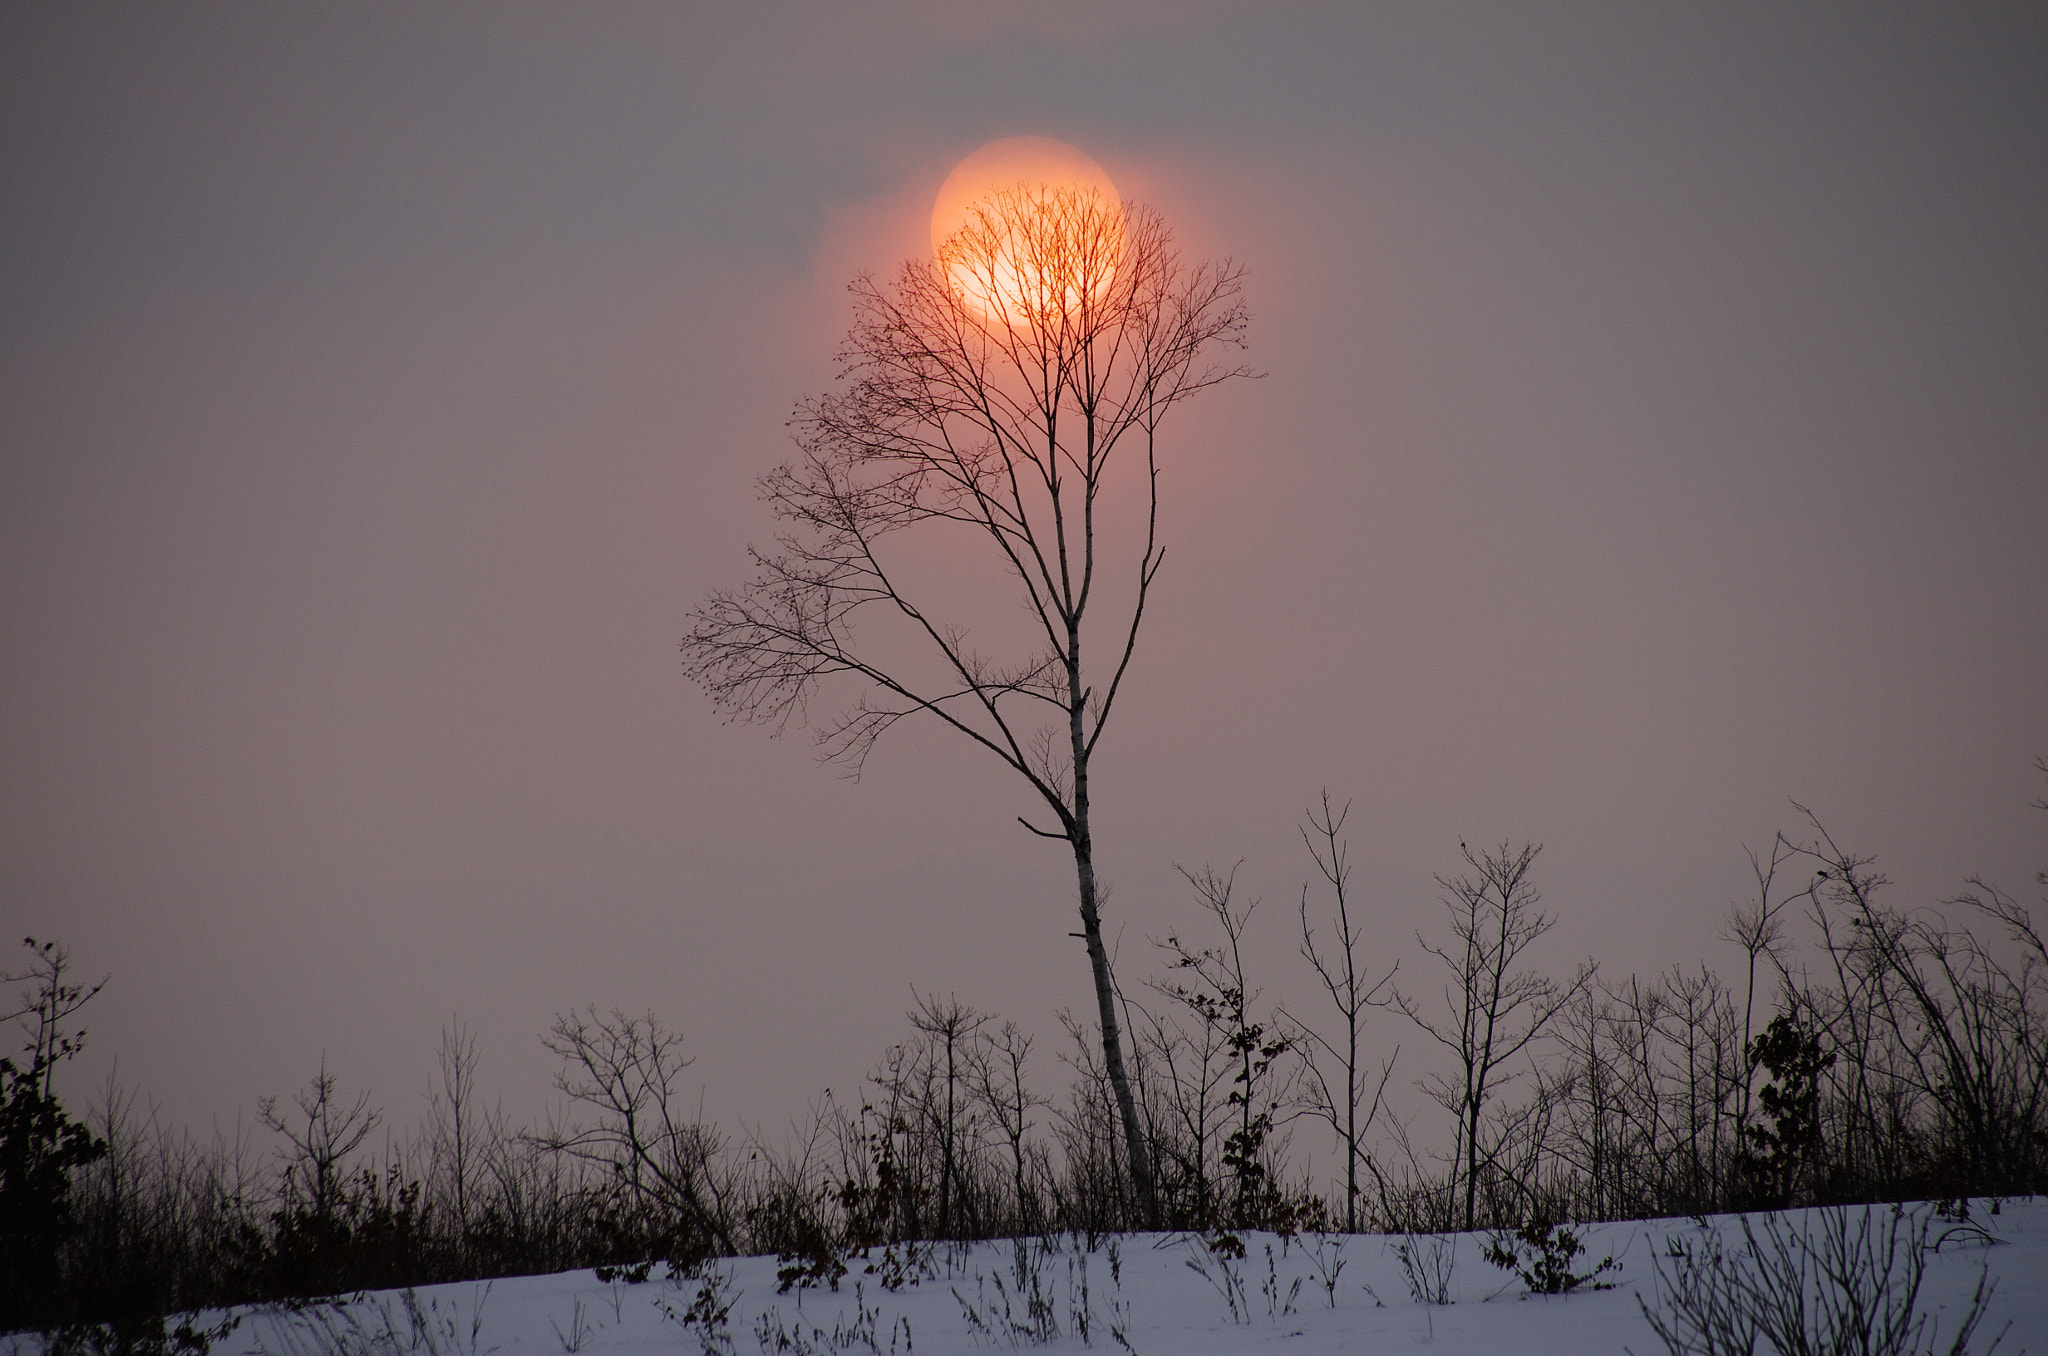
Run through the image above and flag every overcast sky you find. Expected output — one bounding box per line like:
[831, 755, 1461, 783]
[4, 3, 2044, 1149]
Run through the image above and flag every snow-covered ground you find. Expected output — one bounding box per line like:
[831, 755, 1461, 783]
[223, 1201, 2044, 1356]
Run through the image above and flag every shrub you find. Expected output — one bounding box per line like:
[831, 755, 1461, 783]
[1637, 1204, 2006, 1356]
[1483, 1216, 1618, 1294]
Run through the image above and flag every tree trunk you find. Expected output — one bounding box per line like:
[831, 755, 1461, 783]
[1345, 1034, 1359, 1233]
[1463, 1088, 1481, 1232]
[1074, 837, 1159, 1229]
[1070, 695, 1159, 1227]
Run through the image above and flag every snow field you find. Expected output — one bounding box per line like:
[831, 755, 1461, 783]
[221, 1200, 2047, 1356]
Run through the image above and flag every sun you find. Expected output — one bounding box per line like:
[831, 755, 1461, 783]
[931, 136, 1125, 326]
[930, 136, 1120, 260]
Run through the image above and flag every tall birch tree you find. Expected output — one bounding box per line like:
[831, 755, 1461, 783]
[683, 180, 1249, 1226]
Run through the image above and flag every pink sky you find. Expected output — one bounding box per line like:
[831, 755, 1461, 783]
[3, 4, 2043, 1149]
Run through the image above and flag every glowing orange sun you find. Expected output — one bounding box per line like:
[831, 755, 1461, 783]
[930, 136, 1125, 326]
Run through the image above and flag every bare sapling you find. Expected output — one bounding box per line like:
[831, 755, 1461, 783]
[968, 1019, 1050, 1236]
[1395, 842, 1594, 1232]
[908, 993, 989, 1240]
[259, 1059, 383, 1231]
[538, 1008, 737, 1260]
[1158, 863, 1296, 1231]
[1283, 791, 1397, 1232]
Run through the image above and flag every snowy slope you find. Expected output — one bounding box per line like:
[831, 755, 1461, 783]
[226, 1201, 2045, 1356]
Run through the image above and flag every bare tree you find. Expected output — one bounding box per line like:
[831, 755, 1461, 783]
[1158, 863, 1294, 1228]
[907, 992, 988, 1238]
[966, 1018, 1048, 1234]
[538, 1008, 737, 1257]
[1132, 983, 1232, 1225]
[1395, 841, 1594, 1232]
[426, 1016, 482, 1245]
[258, 1058, 382, 1228]
[1729, 844, 1793, 1047]
[1789, 804, 2048, 1200]
[1722, 835, 1799, 1138]
[683, 178, 1251, 1225]
[1282, 792, 1398, 1232]
[5, 942, 99, 1088]
[1049, 1007, 1137, 1234]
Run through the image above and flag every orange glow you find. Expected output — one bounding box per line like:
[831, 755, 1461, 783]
[931, 136, 1125, 327]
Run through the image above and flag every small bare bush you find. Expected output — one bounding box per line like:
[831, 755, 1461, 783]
[1636, 1205, 2006, 1356]
[249, 1286, 493, 1356]
[1395, 1232, 1456, 1305]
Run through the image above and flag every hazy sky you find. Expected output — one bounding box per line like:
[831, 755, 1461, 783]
[4, 4, 2044, 1148]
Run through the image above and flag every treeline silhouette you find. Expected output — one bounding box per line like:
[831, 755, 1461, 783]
[6, 773, 2044, 1340]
